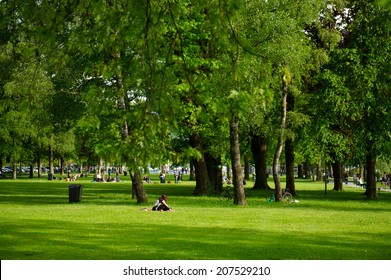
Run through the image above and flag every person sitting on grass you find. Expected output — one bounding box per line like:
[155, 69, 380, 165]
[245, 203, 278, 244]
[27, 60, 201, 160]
[152, 194, 173, 211]
[72, 174, 81, 182]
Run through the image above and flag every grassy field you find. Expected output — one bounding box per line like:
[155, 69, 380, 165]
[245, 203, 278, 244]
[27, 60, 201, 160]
[1, 173, 390, 260]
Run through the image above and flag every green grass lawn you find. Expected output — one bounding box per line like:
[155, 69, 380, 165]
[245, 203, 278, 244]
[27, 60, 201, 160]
[1, 174, 390, 260]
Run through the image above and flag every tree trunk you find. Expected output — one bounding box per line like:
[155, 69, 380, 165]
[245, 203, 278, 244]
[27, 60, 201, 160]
[37, 156, 42, 178]
[331, 161, 343, 191]
[12, 162, 17, 179]
[365, 153, 377, 199]
[250, 133, 270, 190]
[230, 114, 246, 205]
[226, 163, 231, 180]
[60, 156, 65, 176]
[303, 162, 311, 179]
[244, 154, 250, 181]
[189, 133, 209, 195]
[115, 62, 148, 203]
[273, 82, 288, 202]
[285, 138, 296, 195]
[29, 163, 34, 178]
[285, 89, 296, 195]
[297, 164, 304, 178]
[129, 169, 148, 203]
[205, 152, 223, 193]
[316, 161, 322, 181]
[48, 145, 54, 180]
[328, 163, 333, 178]
[98, 159, 103, 175]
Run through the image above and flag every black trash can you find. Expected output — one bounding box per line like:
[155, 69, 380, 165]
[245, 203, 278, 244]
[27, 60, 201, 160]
[48, 173, 54, 180]
[68, 184, 83, 203]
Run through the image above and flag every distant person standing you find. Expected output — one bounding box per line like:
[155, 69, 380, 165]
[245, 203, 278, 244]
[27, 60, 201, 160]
[381, 174, 388, 187]
[344, 172, 349, 184]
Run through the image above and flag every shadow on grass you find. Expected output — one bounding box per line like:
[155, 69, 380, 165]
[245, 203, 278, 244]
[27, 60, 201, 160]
[1, 215, 390, 260]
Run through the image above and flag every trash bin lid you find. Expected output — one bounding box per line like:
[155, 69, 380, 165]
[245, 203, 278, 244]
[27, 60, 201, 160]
[68, 184, 83, 189]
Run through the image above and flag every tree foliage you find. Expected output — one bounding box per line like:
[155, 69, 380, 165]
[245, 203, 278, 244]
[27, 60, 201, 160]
[1, 0, 390, 203]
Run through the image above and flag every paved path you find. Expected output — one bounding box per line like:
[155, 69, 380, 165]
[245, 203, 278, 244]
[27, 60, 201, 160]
[344, 181, 391, 192]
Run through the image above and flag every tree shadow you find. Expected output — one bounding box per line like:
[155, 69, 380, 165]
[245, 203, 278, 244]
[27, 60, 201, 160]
[1, 216, 390, 260]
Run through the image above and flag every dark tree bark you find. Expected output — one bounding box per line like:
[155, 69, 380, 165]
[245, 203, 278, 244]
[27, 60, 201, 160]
[297, 164, 304, 178]
[285, 138, 296, 195]
[365, 153, 377, 199]
[331, 161, 344, 191]
[205, 152, 223, 193]
[226, 162, 231, 180]
[244, 154, 250, 181]
[250, 132, 270, 190]
[230, 114, 247, 205]
[305, 162, 312, 179]
[29, 163, 34, 178]
[190, 133, 210, 195]
[48, 145, 54, 180]
[285, 89, 296, 195]
[129, 168, 148, 203]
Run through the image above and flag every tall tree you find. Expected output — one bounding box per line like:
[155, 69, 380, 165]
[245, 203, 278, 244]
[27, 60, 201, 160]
[250, 131, 271, 190]
[2, 65, 55, 179]
[285, 90, 296, 195]
[230, 113, 246, 205]
[273, 69, 291, 201]
[343, 0, 391, 198]
[312, 1, 391, 197]
[223, 0, 325, 201]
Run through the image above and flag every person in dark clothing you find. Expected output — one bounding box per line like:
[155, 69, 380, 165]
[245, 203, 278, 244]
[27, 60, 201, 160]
[152, 194, 173, 211]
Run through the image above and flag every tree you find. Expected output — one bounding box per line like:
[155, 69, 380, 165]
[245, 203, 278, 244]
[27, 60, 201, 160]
[2, 65, 55, 179]
[273, 68, 291, 201]
[284, 89, 297, 194]
[312, 1, 391, 198]
[250, 130, 271, 190]
[60, 0, 169, 203]
[220, 0, 325, 202]
[302, 0, 355, 191]
[345, 1, 391, 198]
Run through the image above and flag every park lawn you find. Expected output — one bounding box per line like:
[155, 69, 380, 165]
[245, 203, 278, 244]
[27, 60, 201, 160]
[0, 175, 390, 260]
